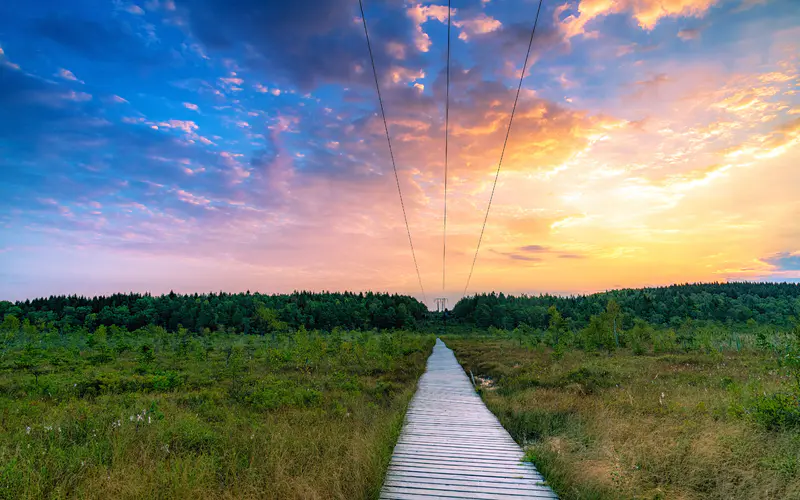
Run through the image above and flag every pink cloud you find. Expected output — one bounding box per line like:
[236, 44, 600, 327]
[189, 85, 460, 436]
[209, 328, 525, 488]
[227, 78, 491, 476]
[130, 5, 145, 14]
[57, 68, 81, 82]
[454, 13, 502, 41]
[175, 189, 211, 206]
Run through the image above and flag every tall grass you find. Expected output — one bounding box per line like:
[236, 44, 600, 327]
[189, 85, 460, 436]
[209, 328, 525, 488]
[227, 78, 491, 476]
[448, 338, 800, 500]
[0, 329, 434, 499]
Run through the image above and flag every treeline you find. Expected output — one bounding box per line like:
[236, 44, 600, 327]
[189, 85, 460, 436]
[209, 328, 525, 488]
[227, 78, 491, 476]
[0, 291, 428, 334]
[452, 282, 800, 330]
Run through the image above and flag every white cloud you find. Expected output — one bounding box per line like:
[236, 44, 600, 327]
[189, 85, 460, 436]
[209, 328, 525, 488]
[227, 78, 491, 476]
[407, 4, 452, 52]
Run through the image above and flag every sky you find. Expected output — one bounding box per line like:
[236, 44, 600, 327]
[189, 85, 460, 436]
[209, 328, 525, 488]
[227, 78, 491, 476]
[0, 0, 798, 306]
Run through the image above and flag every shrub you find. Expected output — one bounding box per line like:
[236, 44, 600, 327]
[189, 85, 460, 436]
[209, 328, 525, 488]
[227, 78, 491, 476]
[653, 329, 678, 353]
[751, 392, 800, 430]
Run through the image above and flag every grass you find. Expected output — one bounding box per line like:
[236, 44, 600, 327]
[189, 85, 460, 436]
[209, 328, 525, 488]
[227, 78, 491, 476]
[446, 337, 800, 500]
[0, 328, 434, 499]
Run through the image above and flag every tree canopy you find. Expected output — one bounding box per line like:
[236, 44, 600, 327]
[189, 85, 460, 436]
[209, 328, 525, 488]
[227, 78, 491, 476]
[451, 282, 800, 329]
[0, 291, 428, 334]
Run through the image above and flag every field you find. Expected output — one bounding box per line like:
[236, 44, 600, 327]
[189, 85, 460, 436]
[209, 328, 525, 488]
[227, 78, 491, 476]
[0, 324, 433, 499]
[2, 285, 800, 499]
[447, 336, 800, 500]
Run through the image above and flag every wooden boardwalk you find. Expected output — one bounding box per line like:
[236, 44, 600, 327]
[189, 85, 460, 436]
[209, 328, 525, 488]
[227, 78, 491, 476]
[380, 338, 558, 500]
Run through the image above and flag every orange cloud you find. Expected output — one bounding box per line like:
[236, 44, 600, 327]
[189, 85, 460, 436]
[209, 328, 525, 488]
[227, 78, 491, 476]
[559, 0, 719, 38]
[454, 13, 502, 41]
[407, 4, 451, 52]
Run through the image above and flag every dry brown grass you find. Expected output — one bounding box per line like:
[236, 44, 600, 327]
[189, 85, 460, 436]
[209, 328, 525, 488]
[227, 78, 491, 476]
[447, 338, 800, 500]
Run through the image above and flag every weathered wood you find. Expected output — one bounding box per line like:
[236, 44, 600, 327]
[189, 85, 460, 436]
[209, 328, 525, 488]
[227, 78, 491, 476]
[380, 339, 558, 500]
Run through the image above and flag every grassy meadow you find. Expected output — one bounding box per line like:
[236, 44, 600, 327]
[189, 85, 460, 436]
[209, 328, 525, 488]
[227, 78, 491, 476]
[0, 324, 433, 499]
[2, 285, 799, 499]
[447, 332, 800, 500]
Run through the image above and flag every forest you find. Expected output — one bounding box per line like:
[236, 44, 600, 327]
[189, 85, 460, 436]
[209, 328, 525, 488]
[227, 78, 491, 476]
[0, 291, 428, 334]
[451, 282, 800, 330]
[2, 283, 799, 341]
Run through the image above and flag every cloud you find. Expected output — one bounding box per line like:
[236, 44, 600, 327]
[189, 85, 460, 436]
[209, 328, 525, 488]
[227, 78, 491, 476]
[454, 13, 502, 41]
[519, 245, 549, 252]
[63, 90, 92, 102]
[407, 4, 451, 52]
[677, 27, 702, 40]
[764, 252, 800, 271]
[34, 15, 168, 64]
[175, 188, 211, 206]
[183, 102, 199, 111]
[559, 0, 720, 38]
[125, 4, 146, 15]
[630, 73, 670, 97]
[181, 0, 421, 90]
[386, 41, 407, 60]
[491, 249, 543, 262]
[734, 0, 768, 12]
[57, 68, 81, 82]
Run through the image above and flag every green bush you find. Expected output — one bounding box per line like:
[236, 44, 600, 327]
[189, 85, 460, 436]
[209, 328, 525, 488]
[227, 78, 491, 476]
[751, 392, 800, 430]
[653, 329, 678, 353]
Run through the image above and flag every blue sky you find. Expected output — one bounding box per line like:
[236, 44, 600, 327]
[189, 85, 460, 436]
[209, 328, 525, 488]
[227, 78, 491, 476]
[0, 0, 798, 304]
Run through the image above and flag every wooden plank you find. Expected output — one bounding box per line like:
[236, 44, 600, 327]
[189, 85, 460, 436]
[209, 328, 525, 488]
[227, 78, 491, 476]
[379, 339, 558, 500]
[385, 471, 543, 486]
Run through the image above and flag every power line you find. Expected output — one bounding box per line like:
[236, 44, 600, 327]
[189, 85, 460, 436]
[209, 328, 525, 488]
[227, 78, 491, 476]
[443, 0, 451, 295]
[462, 0, 544, 298]
[359, 0, 428, 306]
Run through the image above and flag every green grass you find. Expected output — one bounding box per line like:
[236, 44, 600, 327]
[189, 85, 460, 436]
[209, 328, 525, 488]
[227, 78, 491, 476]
[0, 328, 434, 499]
[446, 338, 800, 500]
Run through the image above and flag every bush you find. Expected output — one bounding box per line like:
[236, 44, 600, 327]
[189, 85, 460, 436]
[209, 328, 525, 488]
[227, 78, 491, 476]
[653, 329, 678, 353]
[751, 392, 800, 430]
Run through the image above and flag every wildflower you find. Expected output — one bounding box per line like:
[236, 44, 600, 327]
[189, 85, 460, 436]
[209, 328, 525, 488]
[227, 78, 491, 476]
[44, 425, 53, 432]
[26, 426, 31, 435]
[148, 416, 151, 424]
[137, 414, 144, 422]
[130, 415, 134, 421]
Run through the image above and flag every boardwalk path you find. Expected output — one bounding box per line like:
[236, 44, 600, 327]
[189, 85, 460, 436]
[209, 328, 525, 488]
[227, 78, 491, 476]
[380, 338, 558, 500]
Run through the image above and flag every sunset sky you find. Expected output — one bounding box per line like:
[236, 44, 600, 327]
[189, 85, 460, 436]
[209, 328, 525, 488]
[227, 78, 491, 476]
[0, 0, 798, 306]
